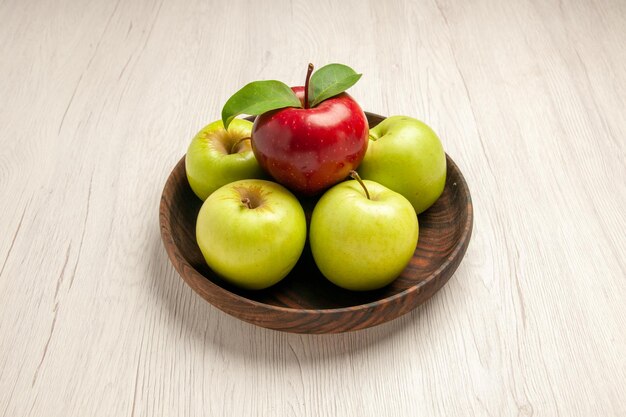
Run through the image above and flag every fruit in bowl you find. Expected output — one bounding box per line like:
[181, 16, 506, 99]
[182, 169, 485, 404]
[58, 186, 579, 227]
[251, 83, 369, 196]
[195, 179, 307, 290]
[222, 63, 369, 196]
[185, 119, 265, 201]
[309, 171, 419, 291]
[358, 115, 447, 214]
[183, 62, 449, 292]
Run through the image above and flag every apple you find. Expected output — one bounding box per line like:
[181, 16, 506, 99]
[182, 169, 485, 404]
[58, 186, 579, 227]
[219, 63, 368, 196]
[185, 119, 266, 201]
[309, 172, 419, 291]
[248, 64, 369, 196]
[196, 179, 307, 290]
[357, 115, 447, 214]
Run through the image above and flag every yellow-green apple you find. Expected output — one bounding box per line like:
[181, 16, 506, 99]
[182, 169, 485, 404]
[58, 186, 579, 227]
[309, 172, 419, 291]
[196, 179, 306, 290]
[358, 116, 446, 214]
[185, 119, 265, 201]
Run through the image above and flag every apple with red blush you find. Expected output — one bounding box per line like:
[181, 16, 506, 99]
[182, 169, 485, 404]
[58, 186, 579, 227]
[221, 63, 369, 196]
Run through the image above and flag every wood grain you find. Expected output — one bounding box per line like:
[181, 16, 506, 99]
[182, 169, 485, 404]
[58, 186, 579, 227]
[1, 0, 625, 415]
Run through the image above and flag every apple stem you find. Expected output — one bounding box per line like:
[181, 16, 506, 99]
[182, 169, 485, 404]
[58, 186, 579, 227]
[241, 197, 253, 209]
[349, 170, 370, 200]
[230, 137, 251, 154]
[304, 63, 314, 109]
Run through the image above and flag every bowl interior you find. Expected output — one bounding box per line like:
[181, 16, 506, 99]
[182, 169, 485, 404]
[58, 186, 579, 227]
[163, 112, 471, 311]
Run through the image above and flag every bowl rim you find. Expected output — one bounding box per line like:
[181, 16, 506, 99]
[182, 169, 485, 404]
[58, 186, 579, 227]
[159, 111, 473, 317]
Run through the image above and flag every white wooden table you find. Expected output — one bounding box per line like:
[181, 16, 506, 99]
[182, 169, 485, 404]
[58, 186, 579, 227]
[1, 0, 625, 415]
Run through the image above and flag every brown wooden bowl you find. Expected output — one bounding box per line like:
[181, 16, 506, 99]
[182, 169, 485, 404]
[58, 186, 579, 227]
[159, 112, 473, 334]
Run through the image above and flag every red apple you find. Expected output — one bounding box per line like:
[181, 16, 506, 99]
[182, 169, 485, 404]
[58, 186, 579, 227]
[250, 86, 369, 196]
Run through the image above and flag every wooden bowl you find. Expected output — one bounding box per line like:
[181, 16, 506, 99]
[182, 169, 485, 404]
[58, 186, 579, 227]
[159, 112, 473, 334]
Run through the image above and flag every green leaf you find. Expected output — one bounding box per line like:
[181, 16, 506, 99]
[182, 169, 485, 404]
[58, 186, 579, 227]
[221, 80, 302, 129]
[309, 63, 362, 107]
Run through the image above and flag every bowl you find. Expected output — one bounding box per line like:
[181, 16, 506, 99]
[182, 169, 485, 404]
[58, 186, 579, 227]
[159, 112, 473, 334]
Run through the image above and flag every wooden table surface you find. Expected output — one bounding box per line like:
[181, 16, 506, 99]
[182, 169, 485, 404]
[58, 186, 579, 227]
[1, 0, 625, 415]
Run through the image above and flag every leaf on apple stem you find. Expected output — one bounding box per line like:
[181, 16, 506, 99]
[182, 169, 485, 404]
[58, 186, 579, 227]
[309, 63, 362, 107]
[221, 80, 302, 129]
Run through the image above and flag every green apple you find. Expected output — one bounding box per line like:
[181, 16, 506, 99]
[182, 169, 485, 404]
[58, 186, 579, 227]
[186, 119, 266, 201]
[358, 115, 447, 214]
[309, 173, 418, 291]
[196, 179, 306, 290]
